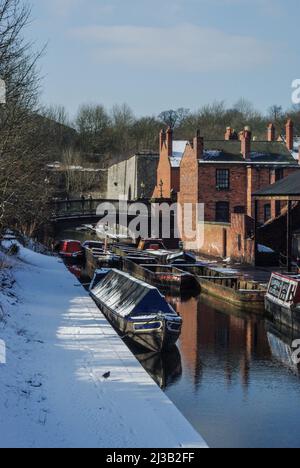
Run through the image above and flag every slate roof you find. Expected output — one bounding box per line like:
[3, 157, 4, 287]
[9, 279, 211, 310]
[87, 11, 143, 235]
[202, 140, 296, 164]
[168, 139, 297, 167]
[254, 170, 300, 198]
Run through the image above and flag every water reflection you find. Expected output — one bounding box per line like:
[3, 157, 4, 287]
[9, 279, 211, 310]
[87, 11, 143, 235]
[127, 343, 182, 389]
[163, 295, 300, 448]
[266, 321, 300, 376]
[169, 294, 272, 390]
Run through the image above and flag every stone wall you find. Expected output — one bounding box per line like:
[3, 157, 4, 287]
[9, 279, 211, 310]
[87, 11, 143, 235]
[107, 153, 158, 200]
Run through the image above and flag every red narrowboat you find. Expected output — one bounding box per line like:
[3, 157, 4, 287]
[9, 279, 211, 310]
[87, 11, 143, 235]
[58, 240, 84, 263]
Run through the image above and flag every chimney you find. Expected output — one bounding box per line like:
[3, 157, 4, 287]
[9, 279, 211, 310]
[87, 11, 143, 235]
[193, 129, 204, 159]
[286, 119, 294, 151]
[241, 126, 252, 160]
[159, 129, 166, 150]
[267, 123, 275, 142]
[166, 127, 173, 157]
[225, 127, 232, 141]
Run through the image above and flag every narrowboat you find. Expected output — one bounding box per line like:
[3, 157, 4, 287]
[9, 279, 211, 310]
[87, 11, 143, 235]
[265, 272, 300, 330]
[84, 245, 121, 279]
[167, 251, 197, 265]
[176, 263, 267, 313]
[90, 269, 182, 353]
[138, 238, 167, 251]
[123, 258, 199, 294]
[89, 268, 111, 291]
[58, 240, 84, 264]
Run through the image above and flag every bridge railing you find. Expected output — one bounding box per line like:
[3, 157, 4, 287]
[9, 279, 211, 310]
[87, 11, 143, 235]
[51, 198, 123, 217]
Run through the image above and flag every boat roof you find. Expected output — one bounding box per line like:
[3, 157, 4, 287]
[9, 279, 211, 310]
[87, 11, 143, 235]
[90, 269, 176, 318]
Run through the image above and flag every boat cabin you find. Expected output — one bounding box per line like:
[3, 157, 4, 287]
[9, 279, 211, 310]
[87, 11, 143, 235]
[266, 273, 300, 309]
[138, 239, 167, 251]
[58, 240, 84, 259]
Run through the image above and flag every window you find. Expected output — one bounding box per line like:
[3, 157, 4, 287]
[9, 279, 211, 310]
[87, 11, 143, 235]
[216, 202, 230, 223]
[264, 204, 271, 222]
[237, 234, 242, 252]
[275, 201, 281, 217]
[234, 206, 246, 214]
[216, 169, 230, 190]
[270, 168, 284, 184]
[275, 168, 284, 182]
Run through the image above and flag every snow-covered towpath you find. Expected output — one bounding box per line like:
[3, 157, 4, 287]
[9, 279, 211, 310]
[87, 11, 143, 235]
[0, 245, 207, 448]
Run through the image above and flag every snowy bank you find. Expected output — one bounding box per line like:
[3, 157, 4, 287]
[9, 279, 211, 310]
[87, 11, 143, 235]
[0, 244, 207, 448]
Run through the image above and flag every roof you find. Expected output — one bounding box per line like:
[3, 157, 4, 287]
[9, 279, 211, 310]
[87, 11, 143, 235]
[170, 140, 189, 167]
[292, 137, 300, 160]
[253, 170, 300, 199]
[202, 140, 296, 164]
[90, 269, 176, 318]
[169, 139, 297, 167]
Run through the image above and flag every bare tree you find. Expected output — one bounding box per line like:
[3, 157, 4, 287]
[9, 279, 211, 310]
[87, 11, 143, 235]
[0, 0, 50, 236]
[268, 105, 284, 122]
[158, 108, 190, 129]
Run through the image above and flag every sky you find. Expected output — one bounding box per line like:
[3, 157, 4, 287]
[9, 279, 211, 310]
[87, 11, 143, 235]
[26, 0, 300, 118]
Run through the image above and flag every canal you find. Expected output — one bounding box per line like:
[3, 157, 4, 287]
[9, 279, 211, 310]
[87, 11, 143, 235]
[160, 294, 300, 448]
[57, 226, 300, 448]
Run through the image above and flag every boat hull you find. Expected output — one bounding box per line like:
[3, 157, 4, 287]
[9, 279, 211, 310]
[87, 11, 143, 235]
[265, 296, 300, 330]
[123, 259, 199, 295]
[197, 277, 266, 313]
[91, 295, 181, 353]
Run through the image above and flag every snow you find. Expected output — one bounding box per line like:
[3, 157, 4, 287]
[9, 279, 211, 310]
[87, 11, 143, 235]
[258, 244, 275, 254]
[291, 137, 300, 160]
[0, 242, 207, 448]
[203, 150, 223, 160]
[170, 140, 189, 167]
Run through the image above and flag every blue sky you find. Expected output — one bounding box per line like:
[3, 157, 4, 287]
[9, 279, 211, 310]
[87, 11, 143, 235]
[27, 0, 300, 118]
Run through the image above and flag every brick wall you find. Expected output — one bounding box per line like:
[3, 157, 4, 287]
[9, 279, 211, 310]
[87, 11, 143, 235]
[197, 222, 232, 259]
[198, 164, 247, 222]
[153, 150, 172, 198]
[178, 143, 199, 240]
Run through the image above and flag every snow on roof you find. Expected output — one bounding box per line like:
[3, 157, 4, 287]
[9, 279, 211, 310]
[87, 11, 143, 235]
[170, 140, 189, 167]
[203, 150, 223, 160]
[292, 137, 300, 160]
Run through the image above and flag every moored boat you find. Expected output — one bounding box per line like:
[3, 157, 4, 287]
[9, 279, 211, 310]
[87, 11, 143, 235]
[57, 240, 84, 264]
[90, 269, 182, 352]
[265, 272, 300, 329]
[84, 245, 121, 279]
[123, 258, 199, 294]
[176, 263, 267, 312]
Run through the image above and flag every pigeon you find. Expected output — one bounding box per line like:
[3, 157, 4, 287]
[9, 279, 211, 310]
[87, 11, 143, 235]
[102, 372, 111, 380]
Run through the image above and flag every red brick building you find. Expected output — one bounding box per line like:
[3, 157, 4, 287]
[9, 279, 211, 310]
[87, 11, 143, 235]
[153, 127, 188, 199]
[154, 120, 300, 262]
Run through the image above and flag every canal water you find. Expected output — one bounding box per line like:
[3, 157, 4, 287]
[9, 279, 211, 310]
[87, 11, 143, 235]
[58, 227, 300, 448]
[162, 294, 300, 448]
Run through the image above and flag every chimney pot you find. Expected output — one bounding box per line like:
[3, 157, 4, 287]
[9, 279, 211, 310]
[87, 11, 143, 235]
[225, 126, 232, 140]
[194, 129, 203, 159]
[267, 123, 275, 142]
[286, 119, 294, 151]
[241, 127, 252, 160]
[166, 127, 173, 157]
[159, 129, 166, 150]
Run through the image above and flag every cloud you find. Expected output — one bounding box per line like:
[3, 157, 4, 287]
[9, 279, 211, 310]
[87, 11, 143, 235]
[70, 24, 274, 73]
[41, 0, 115, 18]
